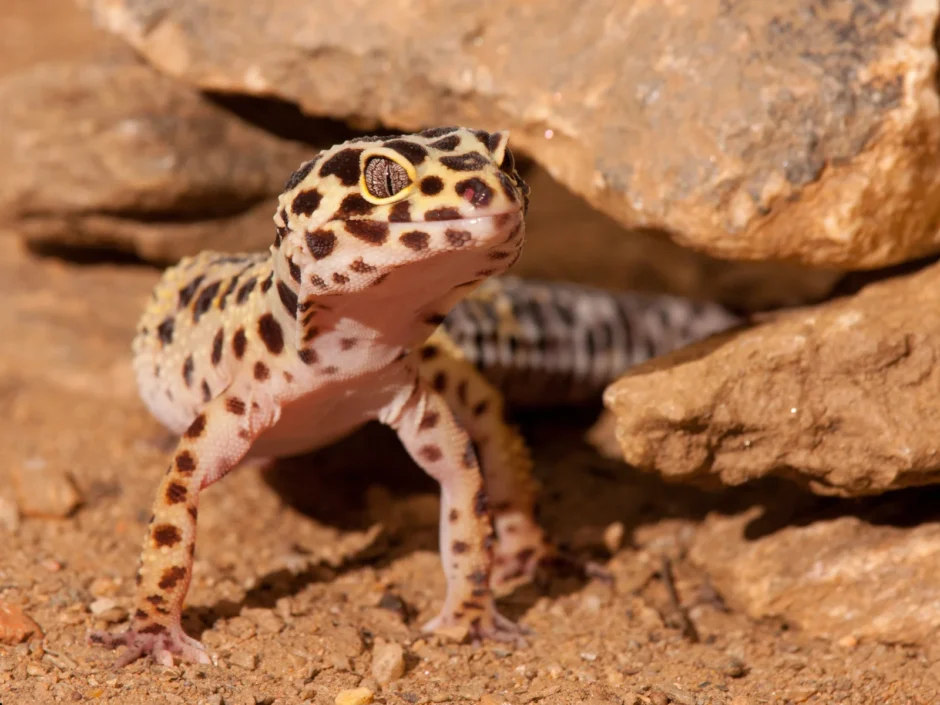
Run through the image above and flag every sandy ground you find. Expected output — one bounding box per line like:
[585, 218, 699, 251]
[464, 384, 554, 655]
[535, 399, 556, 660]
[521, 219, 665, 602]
[0, 235, 937, 705]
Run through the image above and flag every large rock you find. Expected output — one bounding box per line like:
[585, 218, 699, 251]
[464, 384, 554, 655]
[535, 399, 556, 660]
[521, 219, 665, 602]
[82, 0, 940, 269]
[600, 258, 940, 497]
[689, 504, 940, 644]
[0, 58, 313, 258]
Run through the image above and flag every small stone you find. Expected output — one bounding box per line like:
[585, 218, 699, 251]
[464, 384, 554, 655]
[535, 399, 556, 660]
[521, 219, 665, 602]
[603, 522, 625, 554]
[12, 459, 83, 518]
[334, 687, 374, 705]
[228, 651, 257, 670]
[720, 656, 748, 678]
[837, 635, 858, 649]
[371, 639, 405, 684]
[580, 652, 597, 662]
[0, 602, 42, 644]
[204, 696, 224, 705]
[89, 598, 118, 615]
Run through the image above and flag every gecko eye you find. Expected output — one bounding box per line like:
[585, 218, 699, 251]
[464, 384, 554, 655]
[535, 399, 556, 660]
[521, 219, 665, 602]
[363, 157, 411, 199]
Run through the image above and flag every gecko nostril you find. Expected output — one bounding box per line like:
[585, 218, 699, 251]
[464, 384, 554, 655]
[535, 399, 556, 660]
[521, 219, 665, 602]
[456, 177, 494, 207]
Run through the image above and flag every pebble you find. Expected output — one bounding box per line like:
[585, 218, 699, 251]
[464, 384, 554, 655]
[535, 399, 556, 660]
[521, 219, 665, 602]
[228, 651, 257, 670]
[12, 460, 83, 518]
[0, 601, 42, 645]
[603, 521, 625, 553]
[334, 687, 374, 705]
[371, 639, 405, 684]
[720, 656, 749, 678]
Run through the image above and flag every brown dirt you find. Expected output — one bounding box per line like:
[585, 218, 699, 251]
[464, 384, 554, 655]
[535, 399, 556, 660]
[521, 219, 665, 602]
[0, 235, 937, 704]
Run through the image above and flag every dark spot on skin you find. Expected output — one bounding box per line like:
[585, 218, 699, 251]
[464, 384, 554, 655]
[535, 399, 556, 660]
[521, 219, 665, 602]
[192, 280, 222, 323]
[175, 450, 196, 475]
[232, 328, 247, 359]
[274, 225, 289, 248]
[139, 624, 168, 635]
[135, 572, 142, 586]
[284, 158, 317, 191]
[420, 345, 438, 360]
[489, 132, 506, 154]
[226, 397, 246, 415]
[333, 273, 350, 284]
[446, 229, 472, 247]
[219, 275, 242, 310]
[298, 348, 318, 365]
[371, 272, 390, 286]
[452, 540, 469, 554]
[236, 277, 257, 304]
[211, 328, 224, 366]
[471, 588, 488, 598]
[488, 250, 512, 260]
[310, 274, 327, 289]
[158, 566, 187, 590]
[303, 326, 320, 342]
[335, 193, 374, 218]
[201, 380, 212, 403]
[473, 487, 489, 515]
[475, 269, 496, 278]
[425, 313, 447, 326]
[178, 275, 205, 309]
[419, 444, 443, 462]
[457, 380, 468, 405]
[254, 361, 270, 381]
[432, 371, 446, 392]
[449, 508, 459, 522]
[340, 337, 357, 350]
[157, 318, 174, 346]
[420, 126, 459, 138]
[420, 175, 444, 195]
[284, 371, 294, 382]
[384, 139, 428, 165]
[425, 207, 461, 221]
[133, 609, 148, 621]
[400, 231, 430, 251]
[152, 524, 181, 548]
[277, 280, 298, 317]
[184, 414, 205, 440]
[260, 271, 273, 293]
[389, 201, 411, 222]
[472, 399, 489, 416]
[318, 148, 363, 186]
[472, 129, 490, 146]
[182, 355, 194, 388]
[419, 410, 439, 429]
[498, 172, 518, 203]
[345, 220, 389, 244]
[305, 230, 337, 259]
[257, 313, 284, 354]
[291, 188, 323, 216]
[429, 135, 460, 151]
[322, 365, 339, 375]
[468, 569, 487, 586]
[288, 259, 302, 283]
[349, 258, 376, 273]
[462, 600, 485, 611]
[456, 177, 493, 206]
[441, 152, 488, 172]
[238, 429, 251, 440]
[188, 506, 198, 521]
[146, 595, 165, 605]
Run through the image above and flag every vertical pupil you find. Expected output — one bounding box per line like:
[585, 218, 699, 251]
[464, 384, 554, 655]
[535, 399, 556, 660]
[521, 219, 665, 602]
[384, 163, 394, 196]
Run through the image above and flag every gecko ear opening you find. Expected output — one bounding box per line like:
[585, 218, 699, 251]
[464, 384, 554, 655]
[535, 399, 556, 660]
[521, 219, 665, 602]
[359, 147, 418, 205]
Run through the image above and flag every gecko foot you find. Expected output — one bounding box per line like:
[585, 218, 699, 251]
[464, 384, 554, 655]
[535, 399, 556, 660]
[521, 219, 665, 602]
[422, 603, 531, 647]
[88, 623, 210, 668]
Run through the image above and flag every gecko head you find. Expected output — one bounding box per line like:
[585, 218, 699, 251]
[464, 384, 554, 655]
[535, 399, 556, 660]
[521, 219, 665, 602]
[273, 127, 528, 302]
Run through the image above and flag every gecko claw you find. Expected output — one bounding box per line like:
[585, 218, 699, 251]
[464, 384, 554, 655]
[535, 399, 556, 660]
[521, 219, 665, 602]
[88, 624, 211, 668]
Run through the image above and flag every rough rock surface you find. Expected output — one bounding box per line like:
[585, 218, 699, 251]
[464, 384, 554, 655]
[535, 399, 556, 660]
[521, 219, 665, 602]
[689, 503, 940, 645]
[601, 258, 940, 497]
[82, 0, 940, 269]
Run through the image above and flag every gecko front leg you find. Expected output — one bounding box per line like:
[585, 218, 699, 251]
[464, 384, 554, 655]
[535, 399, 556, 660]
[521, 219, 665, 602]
[379, 375, 526, 644]
[89, 388, 275, 667]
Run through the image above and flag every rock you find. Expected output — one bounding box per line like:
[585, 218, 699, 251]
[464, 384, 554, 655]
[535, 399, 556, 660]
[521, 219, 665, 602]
[0, 601, 42, 644]
[334, 688, 374, 705]
[0, 58, 313, 262]
[228, 650, 257, 670]
[12, 458, 83, 518]
[689, 507, 940, 644]
[370, 639, 405, 684]
[600, 259, 940, 497]
[83, 0, 940, 269]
